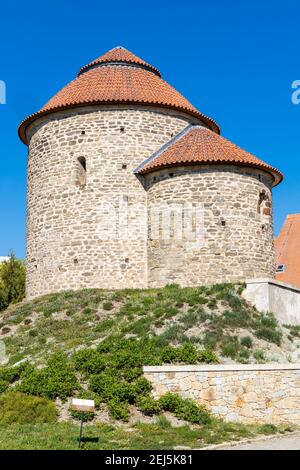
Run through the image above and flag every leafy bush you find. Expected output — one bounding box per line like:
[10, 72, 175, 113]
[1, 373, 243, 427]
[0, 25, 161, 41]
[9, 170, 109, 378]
[18, 352, 78, 401]
[90, 372, 136, 403]
[240, 336, 253, 349]
[73, 349, 106, 375]
[0, 392, 57, 424]
[160, 346, 180, 363]
[136, 395, 161, 415]
[238, 348, 250, 361]
[107, 399, 129, 421]
[160, 343, 217, 364]
[158, 392, 211, 425]
[0, 379, 9, 393]
[0, 254, 25, 311]
[198, 349, 218, 363]
[0, 362, 30, 394]
[179, 343, 200, 363]
[133, 376, 152, 396]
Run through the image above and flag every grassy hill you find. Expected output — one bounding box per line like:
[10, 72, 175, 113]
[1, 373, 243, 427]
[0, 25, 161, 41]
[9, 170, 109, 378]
[0, 283, 298, 449]
[1, 283, 299, 366]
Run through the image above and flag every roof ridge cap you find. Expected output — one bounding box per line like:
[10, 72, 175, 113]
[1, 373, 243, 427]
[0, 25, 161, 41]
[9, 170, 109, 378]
[133, 124, 195, 174]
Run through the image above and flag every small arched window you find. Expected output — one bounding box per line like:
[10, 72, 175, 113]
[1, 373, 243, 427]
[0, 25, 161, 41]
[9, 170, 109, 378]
[76, 157, 86, 187]
[258, 189, 271, 217]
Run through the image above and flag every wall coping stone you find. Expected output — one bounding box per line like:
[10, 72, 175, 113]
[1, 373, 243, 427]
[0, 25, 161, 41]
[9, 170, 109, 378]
[143, 363, 300, 373]
[246, 277, 300, 294]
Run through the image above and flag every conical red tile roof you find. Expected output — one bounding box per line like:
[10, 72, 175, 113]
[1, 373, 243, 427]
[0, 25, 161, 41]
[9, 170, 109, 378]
[137, 125, 283, 187]
[78, 46, 162, 77]
[18, 47, 219, 144]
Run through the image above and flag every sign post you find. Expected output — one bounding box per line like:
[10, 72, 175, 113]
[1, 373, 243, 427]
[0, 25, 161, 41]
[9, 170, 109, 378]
[70, 398, 95, 449]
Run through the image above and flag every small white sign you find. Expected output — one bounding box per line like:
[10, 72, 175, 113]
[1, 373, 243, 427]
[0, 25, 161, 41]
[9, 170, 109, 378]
[71, 398, 95, 412]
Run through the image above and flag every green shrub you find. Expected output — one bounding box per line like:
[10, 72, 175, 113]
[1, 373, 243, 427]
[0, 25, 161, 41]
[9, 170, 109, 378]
[133, 376, 152, 396]
[0, 379, 9, 393]
[255, 327, 282, 346]
[90, 372, 136, 403]
[203, 331, 220, 350]
[0, 392, 57, 424]
[222, 310, 250, 328]
[160, 343, 217, 365]
[240, 336, 253, 349]
[254, 349, 265, 362]
[0, 362, 30, 392]
[155, 325, 182, 347]
[73, 349, 106, 375]
[260, 313, 278, 329]
[136, 395, 161, 415]
[239, 348, 250, 360]
[160, 346, 180, 363]
[158, 392, 211, 425]
[226, 294, 244, 310]
[107, 399, 129, 421]
[18, 352, 78, 401]
[0, 254, 25, 311]
[178, 343, 199, 363]
[198, 349, 218, 363]
[253, 313, 281, 345]
[123, 367, 142, 382]
[220, 336, 240, 359]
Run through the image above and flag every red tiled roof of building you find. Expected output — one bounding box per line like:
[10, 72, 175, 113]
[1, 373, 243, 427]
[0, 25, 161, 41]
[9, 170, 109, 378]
[18, 47, 220, 144]
[275, 214, 300, 288]
[137, 125, 283, 186]
[78, 46, 162, 77]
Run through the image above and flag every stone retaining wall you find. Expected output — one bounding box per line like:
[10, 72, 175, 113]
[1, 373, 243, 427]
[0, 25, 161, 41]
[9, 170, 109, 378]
[143, 364, 300, 424]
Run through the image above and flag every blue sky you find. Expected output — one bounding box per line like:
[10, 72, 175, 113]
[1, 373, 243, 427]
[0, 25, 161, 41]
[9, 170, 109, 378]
[0, 0, 299, 258]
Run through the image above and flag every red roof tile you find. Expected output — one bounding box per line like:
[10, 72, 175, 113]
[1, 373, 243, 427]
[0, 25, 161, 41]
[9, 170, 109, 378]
[18, 47, 220, 143]
[137, 125, 283, 186]
[275, 214, 300, 288]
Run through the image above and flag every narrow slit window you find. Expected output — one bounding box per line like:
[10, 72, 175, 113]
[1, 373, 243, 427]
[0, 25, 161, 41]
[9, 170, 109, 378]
[76, 157, 86, 187]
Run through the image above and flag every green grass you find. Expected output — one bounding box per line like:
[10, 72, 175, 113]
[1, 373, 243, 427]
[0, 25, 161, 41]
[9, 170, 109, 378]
[0, 420, 292, 450]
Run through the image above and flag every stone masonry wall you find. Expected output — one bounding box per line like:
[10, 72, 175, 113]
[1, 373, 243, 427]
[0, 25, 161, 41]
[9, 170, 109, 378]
[144, 365, 300, 425]
[26, 105, 199, 298]
[144, 165, 275, 287]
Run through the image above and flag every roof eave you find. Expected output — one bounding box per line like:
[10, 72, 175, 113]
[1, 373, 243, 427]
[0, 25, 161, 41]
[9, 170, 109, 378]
[138, 160, 283, 187]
